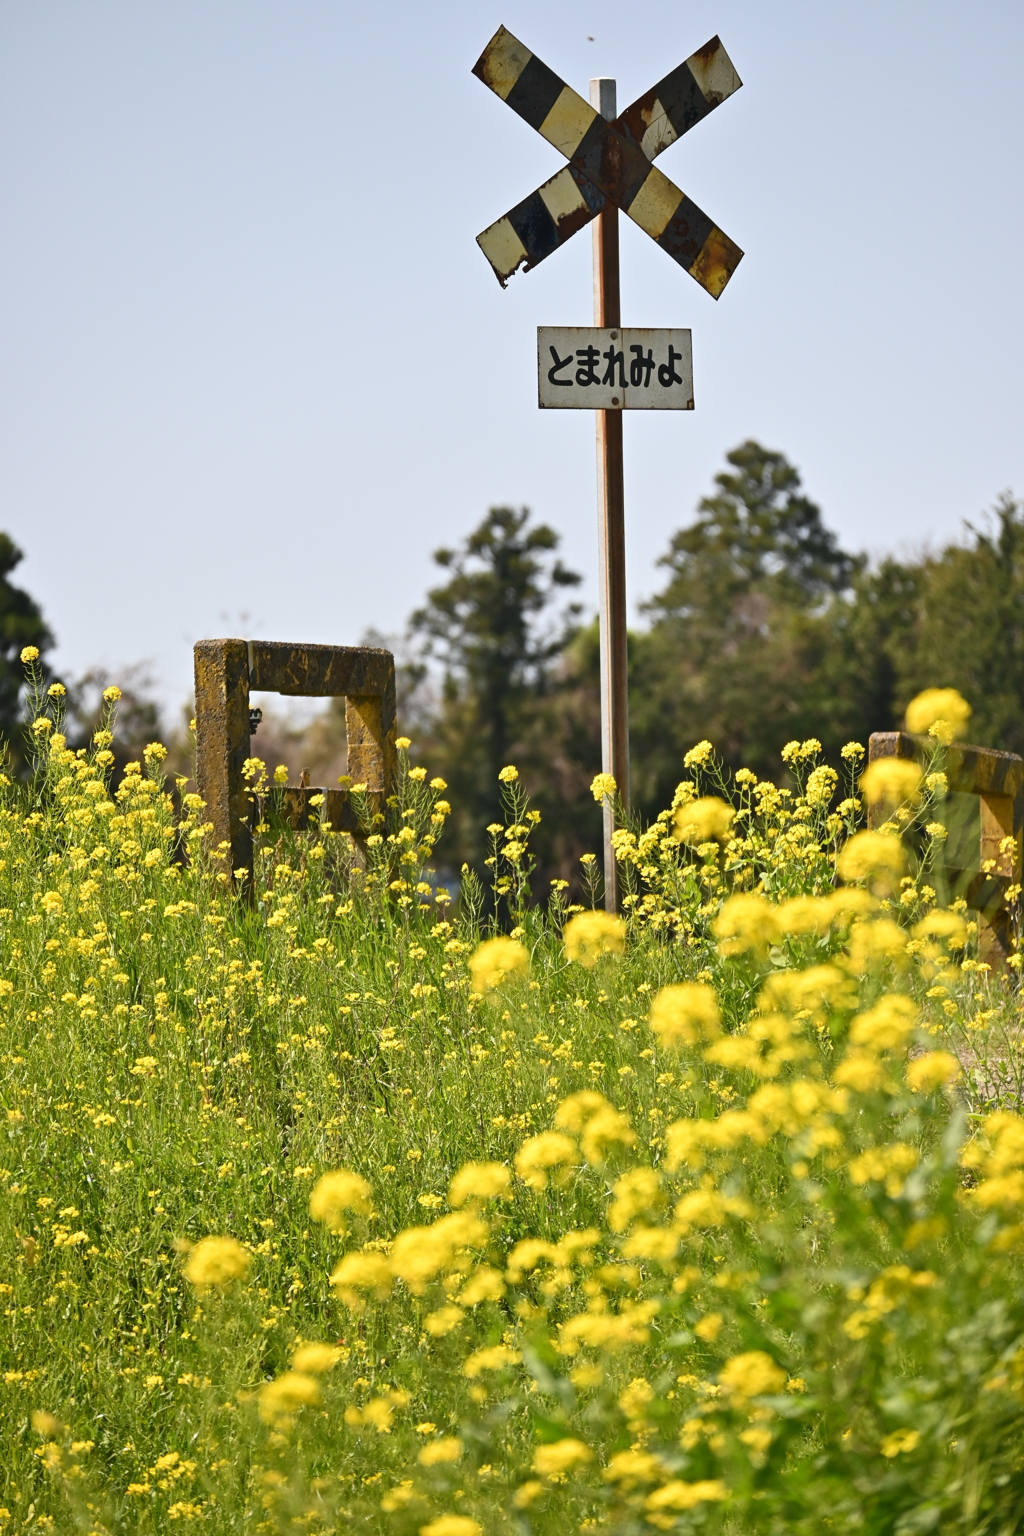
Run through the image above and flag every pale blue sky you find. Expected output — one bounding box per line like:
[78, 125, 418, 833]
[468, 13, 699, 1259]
[1, 1, 1022, 708]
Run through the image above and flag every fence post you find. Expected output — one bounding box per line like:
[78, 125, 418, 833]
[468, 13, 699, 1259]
[194, 638, 253, 885]
[868, 730, 1023, 967]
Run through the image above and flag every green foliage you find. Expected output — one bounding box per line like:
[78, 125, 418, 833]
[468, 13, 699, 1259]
[649, 439, 857, 615]
[894, 494, 1024, 757]
[403, 451, 1024, 862]
[0, 534, 54, 772]
[631, 443, 880, 806]
[410, 507, 583, 875]
[3, 692, 1024, 1534]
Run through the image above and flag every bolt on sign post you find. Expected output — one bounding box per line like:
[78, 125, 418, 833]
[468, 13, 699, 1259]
[194, 639, 396, 897]
[868, 731, 1024, 968]
[472, 26, 744, 909]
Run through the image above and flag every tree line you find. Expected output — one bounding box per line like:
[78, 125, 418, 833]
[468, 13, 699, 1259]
[404, 441, 1024, 880]
[3, 440, 1022, 884]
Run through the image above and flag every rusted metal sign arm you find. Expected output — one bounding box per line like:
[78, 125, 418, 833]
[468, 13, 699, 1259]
[194, 639, 397, 892]
[473, 27, 742, 296]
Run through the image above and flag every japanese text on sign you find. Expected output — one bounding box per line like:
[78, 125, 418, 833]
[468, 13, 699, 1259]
[537, 327, 693, 410]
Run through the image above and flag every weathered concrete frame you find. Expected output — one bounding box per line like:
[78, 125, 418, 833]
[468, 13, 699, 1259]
[868, 730, 1023, 964]
[194, 639, 397, 882]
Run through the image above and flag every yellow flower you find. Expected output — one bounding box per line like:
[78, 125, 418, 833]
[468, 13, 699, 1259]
[880, 1428, 921, 1458]
[352, 1388, 413, 1432]
[396, 736, 412, 749]
[258, 1370, 321, 1424]
[648, 983, 721, 1049]
[644, 1480, 728, 1514]
[849, 994, 918, 1052]
[673, 796, 734, 847]
[905, 688, 971, 743]
[462, 1344, 520, 1378]
[760, 964, 856, 1016]
[913, 909, 967, 948]
[290, 1342, 343, 1374]
[457, 1265, 506, 1305]
[389, 1211, 489, 1293]
[418, 1436, 463, 1467]
[423, 1305, 465, 1337]
[714, 893, 779, 955]
[558, 1300, 659, 1354]
[330, 1250, 393, 1309]
[19, 646, 39, 663]
[833, 1052, 886, 1093]
[683, 740, 714, 768]
[607, 1168, 663, 1231]
[602, 1448, 666, 1487]
[849, 1142, 919, 1196]
[618, 1377, 655, 1420]
[836, 831, 905, 894]
[553, 1090, 610, 1132]
[47, 682, 65, 698]
[590, 772, 617, 802]
[805, 764, 838, 806]
[719, 1351, 786, 1399]
[419, 1518, 482, 1536]
[183, 1236, 250, 1289]
[309, 1169, 372, 1234]
[845, 919, 908, 973]
[906, 1051, 961, 1093]
[859, 757, 922, 809]
[674, 1188, 751, 1232]
[515, 1131, 579, 1191]
[102, 685, 122, 703]
[468, 936, 528, 995]
[563, 911, 625, 967]
[532, 1438, 592, 1479]
[498, 765, 519, 782]
[580, 1105, 636, 1166]
[448, 1161, 511, 1207]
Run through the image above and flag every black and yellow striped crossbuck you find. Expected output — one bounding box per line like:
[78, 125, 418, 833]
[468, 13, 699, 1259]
[473, 27, 744, 298]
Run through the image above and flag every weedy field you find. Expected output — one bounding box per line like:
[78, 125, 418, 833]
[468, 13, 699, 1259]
[2, 666, 1024, 1536]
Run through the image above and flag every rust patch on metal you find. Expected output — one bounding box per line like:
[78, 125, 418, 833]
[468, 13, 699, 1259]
[691, 38, 721, 64]
[689, 226, 743, 299]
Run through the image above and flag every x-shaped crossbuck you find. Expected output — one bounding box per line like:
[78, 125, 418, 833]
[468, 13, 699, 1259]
[473, 27, 744, 299]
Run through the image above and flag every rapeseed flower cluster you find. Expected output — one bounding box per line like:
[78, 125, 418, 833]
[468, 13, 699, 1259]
[2, 673, 1023, 1533]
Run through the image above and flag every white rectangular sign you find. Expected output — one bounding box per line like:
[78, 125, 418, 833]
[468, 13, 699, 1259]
[538, 327, 693, 410]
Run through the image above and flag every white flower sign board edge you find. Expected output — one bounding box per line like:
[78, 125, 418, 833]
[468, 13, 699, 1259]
[537, 327, 693, 409]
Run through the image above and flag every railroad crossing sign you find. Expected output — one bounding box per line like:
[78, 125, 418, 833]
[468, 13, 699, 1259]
[473, 28, 743, 294]
[473, 28, 745, 909]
